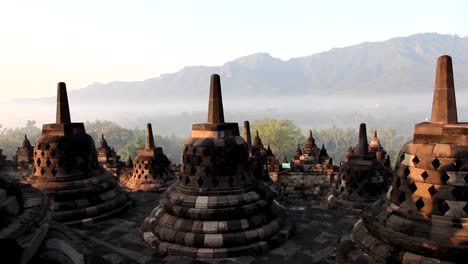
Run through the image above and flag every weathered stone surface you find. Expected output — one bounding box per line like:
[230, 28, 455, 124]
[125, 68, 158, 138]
[322, 123, 390, 211]
[27, 83, 131, 225]
[125, 123, 175, 192]
[141, 74, 291, 258]
[338, 55, 468, 263]
[0, 174, 51, 264]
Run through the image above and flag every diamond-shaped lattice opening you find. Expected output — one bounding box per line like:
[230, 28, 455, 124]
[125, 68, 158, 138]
[40, 150, 45, 157]
[196, 156, 203, 165]
[190, 167, 197, 176]
[46, 159, 51, 167]
[398, 192, 406, 203]
[228, 176, 234, 186]
[412, 156, 420, 165]
[421, 171, 429, 180]
[454, 158, 463, 170]
[197, 177, 204, 187]
[400, 153, 405, 162]
[33, 167, 36, 173]
[50, 149, 57, 158]
[51, 167, 58, 176]
[185, 176, 190, 185]
[404, 167, 411, 177]
[409, 182, 417, 193]
[186, 155, 191, 163]
[463, 203, 468, 216]
[432, 158, 441, 170]
[40, 168, 45, 175]
[428, 185, 437, 197]
[36, 158, 41, 166]
[415, 197, 425, 210]
[439, 200, 450, 215]
[192, 147, 197, 154]
[441, 172, 450, 183]
[464, 174, 468, 183]
[451, 187, 463, 200]
[204, 166, 211, 176]
[45, 143, 51, 150]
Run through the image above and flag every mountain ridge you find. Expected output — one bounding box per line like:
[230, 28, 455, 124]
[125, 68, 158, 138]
[14, 33, 468, 104]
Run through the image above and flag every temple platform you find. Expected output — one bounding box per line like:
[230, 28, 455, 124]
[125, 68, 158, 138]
[67, 192, 359, 264]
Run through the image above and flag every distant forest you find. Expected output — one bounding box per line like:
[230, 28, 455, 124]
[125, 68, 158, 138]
[0, 119, 411, 167]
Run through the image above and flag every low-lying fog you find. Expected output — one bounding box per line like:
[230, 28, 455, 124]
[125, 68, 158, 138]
[2, 92, 468, 137]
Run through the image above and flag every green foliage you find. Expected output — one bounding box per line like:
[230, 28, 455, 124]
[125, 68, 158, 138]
[249, 120, 411, 168]
[250, 119, 306, 160]
[84, 120, 185, 163]
[0, 119, 411, 169]
[0, 120, 41, 159]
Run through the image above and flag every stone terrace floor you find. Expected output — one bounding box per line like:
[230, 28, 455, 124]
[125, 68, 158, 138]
[69, 192, 360, 264]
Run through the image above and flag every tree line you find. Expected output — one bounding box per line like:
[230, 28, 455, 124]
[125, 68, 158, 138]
[0, 119, 410, 167]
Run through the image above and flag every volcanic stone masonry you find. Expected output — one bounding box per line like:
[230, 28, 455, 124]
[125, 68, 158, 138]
[0, 174, 50, 263]
[97, 134, 121, 172]
[277, 131, 336, 199]
[141, 74, 292, 258]
[322, 123, 388, 210]
[125, 123, 175, 192]
[15, 134, 33, 169]
[337, 55, 468, 263]
[26, 82, 131, 225]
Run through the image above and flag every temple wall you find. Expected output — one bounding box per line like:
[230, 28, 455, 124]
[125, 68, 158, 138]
[278, 171, 337, 199]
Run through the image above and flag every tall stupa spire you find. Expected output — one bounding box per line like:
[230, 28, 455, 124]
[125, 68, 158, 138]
[145, 123, 155, 149]
[431, 55, 457, 124]
[207, 74, 224, 124]
[56, 82, 71, 124]
[358, 123, 369, 156]
[243, 120, 252, 148]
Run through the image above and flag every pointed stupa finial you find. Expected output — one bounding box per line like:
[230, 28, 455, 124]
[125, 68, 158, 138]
[253, 130, 263, 146]
[24, 134, 27, 140]
[101, 134, 105, 140]
[126, 155, 133, 167]
[56, 82, 71, 124]
[309, 130, 313, 138]
[374, 131, 378, 138]
[358, 123, 369, 156]
[321, 143, 325, 150]
[431, 55, 457, 124]
[207, 74, 224, 124]
[243, 121, 252, 148]
[283, 155, 288, 163]
[145, 123, 155, 149]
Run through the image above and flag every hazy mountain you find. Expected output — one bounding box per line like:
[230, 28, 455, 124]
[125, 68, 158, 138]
[14, 33, 468, 105]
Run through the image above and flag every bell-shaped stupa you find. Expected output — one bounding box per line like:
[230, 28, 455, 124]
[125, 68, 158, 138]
[141, 74, 291, 258]
[0, 174, 51, 263]
[322, 123, 387, 210]
[27, 82, 131, 225]
[337, 55, 468, 263]
[125, 123, 175, 191]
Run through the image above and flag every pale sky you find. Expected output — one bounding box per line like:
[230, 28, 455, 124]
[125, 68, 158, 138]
[0, 0, 467, 101]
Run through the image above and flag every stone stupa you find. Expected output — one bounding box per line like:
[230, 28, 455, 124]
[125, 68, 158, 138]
[142, 74, 291, 258]
[322, 123, 387, 210]
[125, 123, 175, 192]
[337, 55, 468, 263]
[27, 82, 131, 225]
[0, 174, 50, 263]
